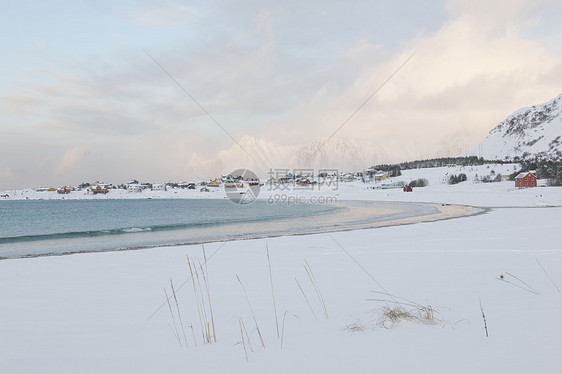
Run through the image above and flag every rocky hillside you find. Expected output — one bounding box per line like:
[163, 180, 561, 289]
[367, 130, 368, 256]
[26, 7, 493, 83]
[472, 94, 562, 160]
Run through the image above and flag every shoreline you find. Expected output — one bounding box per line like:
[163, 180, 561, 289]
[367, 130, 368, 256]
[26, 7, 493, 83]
[1, 200, 485, 261]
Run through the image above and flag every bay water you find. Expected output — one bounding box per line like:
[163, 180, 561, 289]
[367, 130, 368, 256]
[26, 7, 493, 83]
[0, 199, 341, 259]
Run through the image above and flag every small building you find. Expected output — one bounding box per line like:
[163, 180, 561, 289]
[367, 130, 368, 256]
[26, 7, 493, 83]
[296, 179, 312, 186]
[380, 181, 404, 189]
[374, 172, 389, 182]
[127, 184, 142, 193]
[57, 187, 71, 194]
[225, 182, 243, 189]
[515, 172, 537, 188]
[92, 186, 109, 195]
[151, 183, 166, 191]
[340, 174, 356, 182]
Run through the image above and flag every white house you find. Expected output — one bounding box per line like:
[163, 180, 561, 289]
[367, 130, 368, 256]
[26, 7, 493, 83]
[127, 184, 142, 193]
[151, 183, 166, 191]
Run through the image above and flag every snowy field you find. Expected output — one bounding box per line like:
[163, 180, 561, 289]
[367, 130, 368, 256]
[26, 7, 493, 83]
[1, 163, 561, 373]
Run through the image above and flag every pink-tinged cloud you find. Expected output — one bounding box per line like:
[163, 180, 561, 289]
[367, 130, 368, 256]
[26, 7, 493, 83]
[56, 146, 90, 175]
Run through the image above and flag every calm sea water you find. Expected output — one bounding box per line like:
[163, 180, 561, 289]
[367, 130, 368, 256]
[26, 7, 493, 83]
[0, 199, 342, 259]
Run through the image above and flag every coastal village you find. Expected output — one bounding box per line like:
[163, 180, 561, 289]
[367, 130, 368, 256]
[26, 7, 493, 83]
[1, 160, 545, 200]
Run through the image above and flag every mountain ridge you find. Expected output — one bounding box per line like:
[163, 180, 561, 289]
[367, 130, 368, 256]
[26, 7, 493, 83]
[471, 94, 562, 160]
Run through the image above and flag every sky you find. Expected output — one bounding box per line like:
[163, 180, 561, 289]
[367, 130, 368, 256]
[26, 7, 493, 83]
[1, 0, 561, 189]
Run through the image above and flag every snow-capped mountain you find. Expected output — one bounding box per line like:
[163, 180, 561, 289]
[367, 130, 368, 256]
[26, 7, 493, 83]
[252, 136, 386, 173]
[472, 94, 562, 160]
[188, 95, 562, 178]
[293, 137, 389, 171]
[187, 135, 388, 178]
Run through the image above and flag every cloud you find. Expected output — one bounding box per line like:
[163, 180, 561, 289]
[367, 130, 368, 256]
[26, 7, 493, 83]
[56, 146, 90, 175]
[1, 0, 561, 188]
[253, 8, 285, 45]
[0, 166, 15, 185]
[259, 0, 562, 162]
[0, 96, 45, 116]
[85, 1, 201, 27]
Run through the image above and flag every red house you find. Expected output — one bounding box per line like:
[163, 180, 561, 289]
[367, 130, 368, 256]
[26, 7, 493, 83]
[91, 186, 109, 195]
[515, 172, 537, 188]
[57, 187, 71, 194]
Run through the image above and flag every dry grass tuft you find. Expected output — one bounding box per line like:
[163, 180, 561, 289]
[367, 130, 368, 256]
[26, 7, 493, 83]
[179, 245, 217, 347]
[344, 320, 370, 333]
[414, 304, 437, 322]
[379, 306, 414, 324]
[367, 291, 439, 329]
[375, 304, 437, 328]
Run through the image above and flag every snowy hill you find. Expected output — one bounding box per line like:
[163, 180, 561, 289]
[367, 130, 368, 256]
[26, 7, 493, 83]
[472, 94, 562, 160]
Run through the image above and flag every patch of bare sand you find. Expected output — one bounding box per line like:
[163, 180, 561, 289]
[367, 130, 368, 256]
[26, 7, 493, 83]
[362, 203, 484, 229]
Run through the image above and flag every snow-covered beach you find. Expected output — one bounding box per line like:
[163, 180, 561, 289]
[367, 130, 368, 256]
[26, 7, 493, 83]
[3, 0, 562, 371]
[1, 164, 561, 373]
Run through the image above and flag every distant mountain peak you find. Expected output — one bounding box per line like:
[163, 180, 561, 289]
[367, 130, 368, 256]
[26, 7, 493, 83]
[472, 94, 562, 160]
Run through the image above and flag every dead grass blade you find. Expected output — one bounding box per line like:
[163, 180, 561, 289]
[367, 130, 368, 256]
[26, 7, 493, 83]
[240, 317, 253, 352]
[505, 271, 540, 295]
[187, 255, 205, 342]
[236, 274, 265, 349]
[190, 324, 198, 347]
[195, 260, 210, 342]
[280, 310, 287, 349]
[304, 260, 328, 319]
[170, 279, 188, 347]
[295, 278, 317, 319]
[479, 298, 489, 337]
[496, 275, 540, 295]
[202, 245, 217, 341]
[164, 288, 181, 347]
[239, 318, 248, 362]
[370, 291, 425, 308]
[266, 243, 280, 338]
